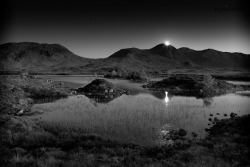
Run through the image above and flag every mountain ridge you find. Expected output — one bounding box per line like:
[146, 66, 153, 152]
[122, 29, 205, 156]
[0, 42, 249, 74]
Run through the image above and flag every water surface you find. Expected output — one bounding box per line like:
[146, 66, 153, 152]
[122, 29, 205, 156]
[33, 77, 250, 145]
[34, 92, 250, 145]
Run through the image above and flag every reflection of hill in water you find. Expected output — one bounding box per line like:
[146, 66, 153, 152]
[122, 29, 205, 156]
[84, 93, 122, 103]
[85, 88, 218, 109]
[85, 91, 167, 103]
[35, 92, 250, 144]
[38, 94, 171, 145]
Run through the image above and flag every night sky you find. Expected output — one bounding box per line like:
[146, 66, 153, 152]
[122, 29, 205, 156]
[1, 0, 249, 58]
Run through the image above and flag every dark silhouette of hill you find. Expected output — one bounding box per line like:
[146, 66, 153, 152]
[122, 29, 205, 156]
[178, 47, 250, 68]
[100, 44, 195, 71]
[0, 42, 249, 74]
[0, 42, 100, 73]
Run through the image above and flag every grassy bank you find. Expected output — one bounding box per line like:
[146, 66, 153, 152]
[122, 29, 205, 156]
[0, 76, 68, 115]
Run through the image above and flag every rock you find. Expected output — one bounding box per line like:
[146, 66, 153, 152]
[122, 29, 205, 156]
[16, 109, 24, 116]
[214, 117, 219, 122]
[191, 132, 197, 137]
[167, 130, 180, 140]
[209, 114, 213, 116]
[78, 79, 114, 94]
[70, 90, 77, 95]
[86, 154, 95, 162]
[110, 156, 120, 163]
[230, 112, 237, 118]
[27, 98, 33, 104]
[224, 114, 228, 117]
[216, 113, 220, 115]
[13, 147, 27, 156]
[19, 98, 33, 108]
[205, 128, 210, 132]
[19, 99, 28, 106]
[208, 118, 212, 121]
[178, 128, 187, 137]
[77, 79, 128, 103]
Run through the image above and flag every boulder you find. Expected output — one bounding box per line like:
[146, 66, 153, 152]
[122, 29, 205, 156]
[18, 98, 33, 108]
[191, 132, 197, 137]
[230, 112, 237, 118]
[178, 129, 187, 137]
[214, 117, 219, 122]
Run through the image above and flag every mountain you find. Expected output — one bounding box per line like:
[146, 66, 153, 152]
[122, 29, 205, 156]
[0, 42, 249, 74]
[0, 42, 100, 73]
[178, 47, 250, 68]
[99, 44, 195, 71]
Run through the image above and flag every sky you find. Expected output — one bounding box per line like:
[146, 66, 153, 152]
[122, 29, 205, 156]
[1, 0, 249, 58]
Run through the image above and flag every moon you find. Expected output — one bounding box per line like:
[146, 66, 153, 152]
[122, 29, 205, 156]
[164, 41, 170, 46]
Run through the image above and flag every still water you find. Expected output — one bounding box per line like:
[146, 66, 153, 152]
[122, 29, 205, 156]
[34, 79, 250, 145]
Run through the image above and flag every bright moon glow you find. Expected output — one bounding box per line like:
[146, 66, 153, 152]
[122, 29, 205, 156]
[164, 41, 170, 46]
[164, 91, 169, 105]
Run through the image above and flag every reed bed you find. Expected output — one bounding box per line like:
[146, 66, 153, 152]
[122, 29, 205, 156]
[34, 93, 250, 145]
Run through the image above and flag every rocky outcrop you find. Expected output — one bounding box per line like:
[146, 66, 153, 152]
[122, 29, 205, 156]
[77, 79, 129, 103]
[143, 74, 247, 98]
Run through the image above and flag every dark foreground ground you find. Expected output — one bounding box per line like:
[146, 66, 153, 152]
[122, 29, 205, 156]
[0, 76, 250, 167]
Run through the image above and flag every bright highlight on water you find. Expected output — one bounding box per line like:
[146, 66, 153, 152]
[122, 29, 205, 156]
[165, 91, 169, 105]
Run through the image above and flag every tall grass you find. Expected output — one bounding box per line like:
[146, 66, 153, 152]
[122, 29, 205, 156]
[33, 93, 250, 145]
[35, 95, 173, 145]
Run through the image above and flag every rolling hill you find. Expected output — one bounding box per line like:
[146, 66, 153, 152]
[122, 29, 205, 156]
[0, 42, 249, 74]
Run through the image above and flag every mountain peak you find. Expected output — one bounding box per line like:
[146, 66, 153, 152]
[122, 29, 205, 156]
[148, 43, 178, 56]
[108, 47, 141, 59]
[150, 43, 176, 50]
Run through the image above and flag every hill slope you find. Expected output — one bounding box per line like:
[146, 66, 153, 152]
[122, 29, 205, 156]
[0, 42, 99, 73]
[178, 47, 250, 68]
[98, 44, 196, 71]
